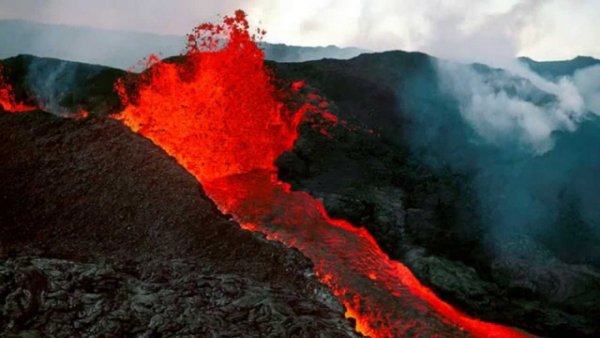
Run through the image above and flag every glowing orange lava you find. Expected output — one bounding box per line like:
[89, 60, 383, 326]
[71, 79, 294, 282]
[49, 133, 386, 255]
[0, 63, 35, 112]
[115, 10, 529, 338]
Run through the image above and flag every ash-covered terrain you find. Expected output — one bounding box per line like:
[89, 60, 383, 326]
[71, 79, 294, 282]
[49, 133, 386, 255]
[1, 50, 600, 337]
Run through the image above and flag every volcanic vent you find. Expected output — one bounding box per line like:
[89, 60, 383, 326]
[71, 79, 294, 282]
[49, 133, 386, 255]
[0, 63, 35, 112]
[115, 10, 528, 337]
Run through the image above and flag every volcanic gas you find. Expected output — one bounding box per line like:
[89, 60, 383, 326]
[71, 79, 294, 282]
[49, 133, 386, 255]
[115, 10, 528, 338]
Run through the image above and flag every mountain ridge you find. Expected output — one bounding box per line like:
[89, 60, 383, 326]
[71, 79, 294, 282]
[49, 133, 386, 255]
[2, 19, 598, 71]
[0, 19, 368, 68]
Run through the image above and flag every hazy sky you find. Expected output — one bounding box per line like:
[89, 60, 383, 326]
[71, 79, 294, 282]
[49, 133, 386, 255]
[0, 0, 598, 61]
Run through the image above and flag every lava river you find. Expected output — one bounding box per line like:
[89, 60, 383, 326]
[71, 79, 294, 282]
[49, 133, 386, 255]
[114, 10, 529, 338]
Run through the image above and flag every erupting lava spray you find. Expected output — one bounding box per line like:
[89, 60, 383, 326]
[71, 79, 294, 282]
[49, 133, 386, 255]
[0, 63, 35, 112]
[115, 10, 528, 337]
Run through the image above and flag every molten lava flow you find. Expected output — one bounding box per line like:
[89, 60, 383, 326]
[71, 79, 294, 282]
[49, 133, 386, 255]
[205, 172, 528, 338]
[115, 10, 528, 338]
[0, 63, 35, 112]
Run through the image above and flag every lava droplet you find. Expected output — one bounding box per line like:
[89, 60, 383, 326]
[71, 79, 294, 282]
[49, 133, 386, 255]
[115, 10, 529, 338]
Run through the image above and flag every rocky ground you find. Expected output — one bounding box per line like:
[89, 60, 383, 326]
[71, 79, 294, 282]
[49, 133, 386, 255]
[0, 257, 355, 337]
[272, 53, 600, 337]
[275, 118, 600, 337]
[0, 111, 359, 337]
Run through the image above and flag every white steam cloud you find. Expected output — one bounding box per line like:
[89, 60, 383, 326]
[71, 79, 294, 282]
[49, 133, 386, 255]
[429, 0, 598, 153]
[435, 60, 600, 153]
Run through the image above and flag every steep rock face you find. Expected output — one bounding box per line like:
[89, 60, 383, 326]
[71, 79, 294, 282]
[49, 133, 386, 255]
[0, 111, 359, 337]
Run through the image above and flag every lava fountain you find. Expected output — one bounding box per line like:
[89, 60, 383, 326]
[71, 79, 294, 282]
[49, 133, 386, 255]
[115, 10, 528, 338]
[0, 63, 35, 112]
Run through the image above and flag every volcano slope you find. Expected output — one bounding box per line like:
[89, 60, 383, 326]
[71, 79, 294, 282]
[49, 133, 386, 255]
[272, 52, 600, 337]
[0, 107, 360, 337]
[2, 52, 599, 337]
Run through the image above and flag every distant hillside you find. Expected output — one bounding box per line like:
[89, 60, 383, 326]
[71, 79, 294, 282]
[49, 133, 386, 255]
[519, 55, 600, 79]
[0, 19, 367, 69]
[259, 42, 367, 63]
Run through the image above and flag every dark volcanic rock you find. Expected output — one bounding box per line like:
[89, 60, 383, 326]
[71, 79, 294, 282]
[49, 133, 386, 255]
[0, 257, 355, 337]
[1, 54, 124, 117]
[0, 110, 359, 337]
[272, 52, 600, 337]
